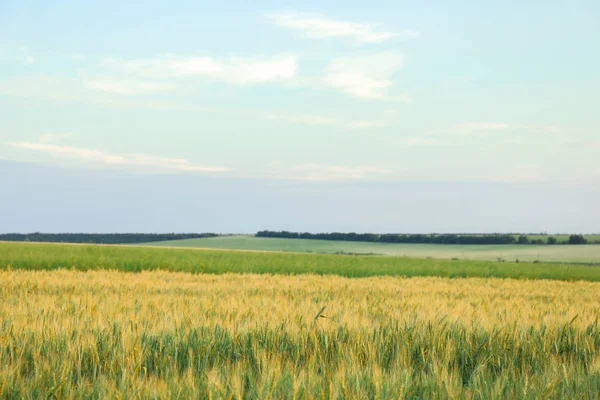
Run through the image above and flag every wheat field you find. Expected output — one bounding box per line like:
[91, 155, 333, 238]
[1, 269, 599, 399]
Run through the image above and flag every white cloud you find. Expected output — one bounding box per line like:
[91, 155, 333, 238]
[432, 123, 583, 141]
[293, 163, 393, 181]
[405, 137, 441, 146]
[39, 133, 73, 143]
[347, 120, 389, 130]
[109, 54, 298, 85]
[382, 109, 400, 117]
[7, 142, 229, 173]
[269, 11, 419, 43]
[455, 122, 512, 132]
[8, 142, 126, 164]
[428, 122, 514, 137]
[2, 74, 394, 130]
[0, 75, 229, 112]
[485, 164, 546, 183]
[65, 54, 88, 61]
[121, 153, 227, 172]
[259, 112, 389, 130]
[85, 79, 175, 95]
[323, 54, 409, 101]
[20, 47, 35, 65]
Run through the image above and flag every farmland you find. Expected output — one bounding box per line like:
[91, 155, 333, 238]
[2, 269, 600, 398]
[2, 242, 600, 398]
[146, 235, 600, 264]
[2, 242, 600, 281]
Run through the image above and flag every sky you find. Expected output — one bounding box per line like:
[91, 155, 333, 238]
[1, 0, 599, 233]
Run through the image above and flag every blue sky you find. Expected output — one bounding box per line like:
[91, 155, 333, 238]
[1, 1, 599, 232]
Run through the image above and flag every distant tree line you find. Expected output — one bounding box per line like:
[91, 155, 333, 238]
[0, 233, 219, 244]
[256, 231, 593, 245]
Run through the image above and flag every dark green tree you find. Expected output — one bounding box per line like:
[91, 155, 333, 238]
[568, 234, 587, 245]
[517, 235, 530, 244]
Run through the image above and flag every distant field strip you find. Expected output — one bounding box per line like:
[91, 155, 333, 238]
[2, 242, 600, 281]
[1, 270, 599, 398]
[146, 235, 600, 263]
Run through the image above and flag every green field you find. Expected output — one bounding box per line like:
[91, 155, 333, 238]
[2, 241, 600, 281]
[146, 235, 600, 263]
[2, 242, 600, 398]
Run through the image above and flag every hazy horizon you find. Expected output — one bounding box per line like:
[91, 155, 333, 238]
[3, 160, 599, 234]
